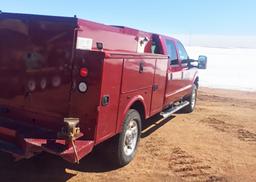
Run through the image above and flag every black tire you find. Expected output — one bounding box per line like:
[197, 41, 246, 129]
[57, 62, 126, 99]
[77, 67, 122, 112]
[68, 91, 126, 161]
[107, 109, 141, 167]
[181, 84, 198, 113]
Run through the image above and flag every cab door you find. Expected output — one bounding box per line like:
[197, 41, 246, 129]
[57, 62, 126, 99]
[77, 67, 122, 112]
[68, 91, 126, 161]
[176, 41, 194, 96]
[150, 58, 168, 115]
[164, 39, 184, 106]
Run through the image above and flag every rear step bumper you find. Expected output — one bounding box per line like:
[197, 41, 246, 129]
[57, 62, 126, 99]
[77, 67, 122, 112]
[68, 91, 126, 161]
[24, 138, 94, 163]
[0, 118, 94, 163]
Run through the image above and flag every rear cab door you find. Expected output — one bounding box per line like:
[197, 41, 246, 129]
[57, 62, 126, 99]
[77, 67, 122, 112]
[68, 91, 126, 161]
[150, 56, 168, 116]
[149, 35, 168, 115]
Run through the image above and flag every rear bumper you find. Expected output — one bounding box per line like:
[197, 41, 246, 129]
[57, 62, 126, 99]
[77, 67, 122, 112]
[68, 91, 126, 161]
[0, 117, 94, 163]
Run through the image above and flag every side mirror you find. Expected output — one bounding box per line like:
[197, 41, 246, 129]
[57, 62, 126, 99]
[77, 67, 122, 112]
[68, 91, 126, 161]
[198, 55, 207, 69]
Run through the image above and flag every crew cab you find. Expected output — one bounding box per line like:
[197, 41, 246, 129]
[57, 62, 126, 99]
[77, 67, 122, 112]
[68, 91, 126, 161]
[0, 12, 207, 166]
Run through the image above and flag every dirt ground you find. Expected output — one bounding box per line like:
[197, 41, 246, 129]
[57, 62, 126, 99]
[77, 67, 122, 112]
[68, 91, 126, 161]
[0, 87, 256, 182]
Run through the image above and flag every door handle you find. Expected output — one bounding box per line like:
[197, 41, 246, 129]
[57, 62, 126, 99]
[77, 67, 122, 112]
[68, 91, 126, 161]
[139, 62, 144, 73]
[152, 84, 158, 92]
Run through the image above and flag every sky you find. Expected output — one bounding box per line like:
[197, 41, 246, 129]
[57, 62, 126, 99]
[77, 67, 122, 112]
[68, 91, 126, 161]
[1, 0, 256, 48]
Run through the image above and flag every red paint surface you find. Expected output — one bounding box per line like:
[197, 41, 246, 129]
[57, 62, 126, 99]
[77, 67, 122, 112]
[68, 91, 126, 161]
[0, 12, 199, 163]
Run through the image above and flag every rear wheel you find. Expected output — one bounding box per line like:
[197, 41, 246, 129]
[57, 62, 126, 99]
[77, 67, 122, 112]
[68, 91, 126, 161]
[181, 84, 197, 113]
[108, 109, 141, 167]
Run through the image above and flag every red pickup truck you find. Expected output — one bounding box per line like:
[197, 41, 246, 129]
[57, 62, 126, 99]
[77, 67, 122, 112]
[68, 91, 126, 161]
[0, 12, 207, 166]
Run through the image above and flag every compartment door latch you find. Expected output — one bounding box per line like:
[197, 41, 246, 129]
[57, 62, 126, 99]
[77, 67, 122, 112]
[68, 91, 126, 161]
[102, 95, 110, 106]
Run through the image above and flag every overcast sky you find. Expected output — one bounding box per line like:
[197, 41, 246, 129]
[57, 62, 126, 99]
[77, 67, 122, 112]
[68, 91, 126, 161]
[1, 0, 256, 48]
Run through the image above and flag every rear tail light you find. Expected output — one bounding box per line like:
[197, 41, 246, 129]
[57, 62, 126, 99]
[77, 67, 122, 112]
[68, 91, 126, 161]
[80, 67, 88, 77]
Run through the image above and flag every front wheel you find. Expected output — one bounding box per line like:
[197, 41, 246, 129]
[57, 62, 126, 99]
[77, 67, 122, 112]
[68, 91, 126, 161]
[108, 109, 141, 167]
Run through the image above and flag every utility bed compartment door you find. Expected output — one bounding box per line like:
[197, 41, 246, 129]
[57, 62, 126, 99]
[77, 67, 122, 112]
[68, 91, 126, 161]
[121, 59, 155, 93]
[0, 14, 76, 128]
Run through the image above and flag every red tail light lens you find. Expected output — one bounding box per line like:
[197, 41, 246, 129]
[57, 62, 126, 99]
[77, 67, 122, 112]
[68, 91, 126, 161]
[80, 67, 88, 77]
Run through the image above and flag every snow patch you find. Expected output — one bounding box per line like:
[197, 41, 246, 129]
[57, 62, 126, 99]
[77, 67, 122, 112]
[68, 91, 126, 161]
[186, 46, 256, 91]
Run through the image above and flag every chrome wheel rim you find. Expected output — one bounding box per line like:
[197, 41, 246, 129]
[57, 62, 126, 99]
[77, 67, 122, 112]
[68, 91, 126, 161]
[123, 119, 138, 156]
[191, 88, 196, 109]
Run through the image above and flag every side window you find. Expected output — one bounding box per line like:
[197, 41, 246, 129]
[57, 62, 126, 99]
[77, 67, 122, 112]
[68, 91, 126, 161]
[165, 39, 178, 65]
[176, 41, 188, 64]
[151, 35, 163, 54]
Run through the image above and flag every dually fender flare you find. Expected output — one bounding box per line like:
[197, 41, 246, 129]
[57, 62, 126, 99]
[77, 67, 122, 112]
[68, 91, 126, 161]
[116, 95, 147, 133]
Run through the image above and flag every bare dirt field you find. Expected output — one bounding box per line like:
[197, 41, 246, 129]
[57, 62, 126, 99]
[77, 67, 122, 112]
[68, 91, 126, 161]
[1, 87, 256, 182]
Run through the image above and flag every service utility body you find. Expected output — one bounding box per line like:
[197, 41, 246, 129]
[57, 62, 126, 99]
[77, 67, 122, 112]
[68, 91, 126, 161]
[0, 12, 207, 166]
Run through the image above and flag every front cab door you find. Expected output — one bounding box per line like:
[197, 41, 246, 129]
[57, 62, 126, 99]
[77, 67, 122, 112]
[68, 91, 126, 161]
[176, 41, 195, 97]
[164, 39, 184, 106]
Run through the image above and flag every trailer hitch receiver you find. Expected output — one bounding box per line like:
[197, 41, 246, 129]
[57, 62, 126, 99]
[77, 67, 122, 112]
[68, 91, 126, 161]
[58, 118, 81, 163]
[61, 118, 81, 139]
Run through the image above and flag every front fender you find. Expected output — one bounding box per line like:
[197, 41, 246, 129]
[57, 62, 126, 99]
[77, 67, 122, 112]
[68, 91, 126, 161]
[192, 70, 199, 87]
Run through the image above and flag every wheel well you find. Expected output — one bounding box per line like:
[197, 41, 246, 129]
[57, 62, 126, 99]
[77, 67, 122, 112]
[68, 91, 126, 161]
[130, 101, 145, 121]
[194, 77, 199, 88]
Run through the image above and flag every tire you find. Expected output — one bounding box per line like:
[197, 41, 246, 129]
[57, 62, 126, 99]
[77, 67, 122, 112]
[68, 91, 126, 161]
[181, 84, 198, 113]
[108, 109, 141, 167]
